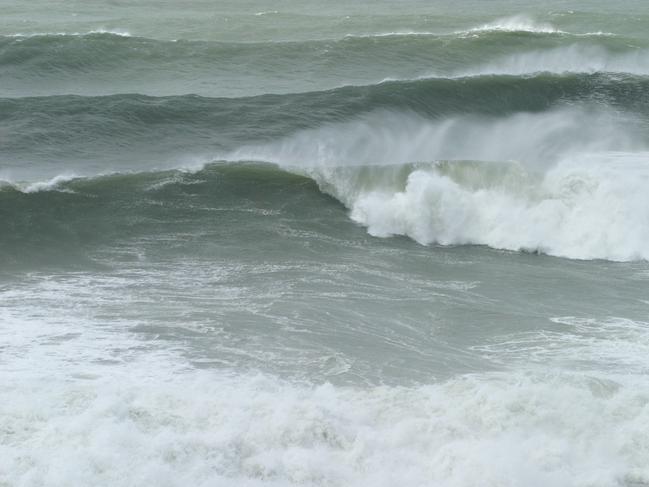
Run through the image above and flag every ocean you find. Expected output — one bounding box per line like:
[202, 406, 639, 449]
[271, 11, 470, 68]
[2, 1, 649, 485]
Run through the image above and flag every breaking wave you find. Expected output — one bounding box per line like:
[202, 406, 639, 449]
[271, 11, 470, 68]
[228, 108, 649, 261]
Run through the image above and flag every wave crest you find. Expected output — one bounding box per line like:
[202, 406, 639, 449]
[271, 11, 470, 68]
[4, 29, 131, 39]
[464, 15, 563, 35]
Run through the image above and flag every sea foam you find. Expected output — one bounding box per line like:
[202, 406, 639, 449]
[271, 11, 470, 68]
[3, 284, 649, 487]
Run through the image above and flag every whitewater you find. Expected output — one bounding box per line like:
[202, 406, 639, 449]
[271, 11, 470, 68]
[2, 1, 649, 486]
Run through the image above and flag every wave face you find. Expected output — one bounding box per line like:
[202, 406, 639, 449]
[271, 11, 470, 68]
[0, 163, 336, 268]
[5, 2, 649, 487]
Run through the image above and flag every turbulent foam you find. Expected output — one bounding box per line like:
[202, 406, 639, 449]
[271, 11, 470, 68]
[345, 153, 649, 261]
[5, 368, 649, 487]
[229, 108, 649, 261]
[2, 282, 649, 487]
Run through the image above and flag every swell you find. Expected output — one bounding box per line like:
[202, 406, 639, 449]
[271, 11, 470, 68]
[1, 29, 647, 97]
[4, 72, 649, 125]
[3, 72, 649, 171]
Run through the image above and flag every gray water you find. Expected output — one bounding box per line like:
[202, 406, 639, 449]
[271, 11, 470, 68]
[2, 1, 649, 486]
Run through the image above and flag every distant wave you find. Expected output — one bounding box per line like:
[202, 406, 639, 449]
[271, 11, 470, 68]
[0, 19, 616, 45]
[457, 15, 614, 37]
[450, 44, 649, 78]
[4, 28, 132, 38]
[342, 31, 442, 39]
[1, 15, 602, 42]
[3, 71, 649, 131]
[461, 15, 564, 34]
[1, 24, 638, 99]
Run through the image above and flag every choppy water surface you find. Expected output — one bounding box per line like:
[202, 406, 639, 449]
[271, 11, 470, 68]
[2, 1, 649, 486]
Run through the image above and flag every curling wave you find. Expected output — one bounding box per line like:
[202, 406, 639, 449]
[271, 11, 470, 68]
[229, 108, 649, 261]
[4, 104, 649, 262]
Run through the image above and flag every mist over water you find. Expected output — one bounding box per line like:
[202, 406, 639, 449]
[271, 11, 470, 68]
[3, 2, 649, 486]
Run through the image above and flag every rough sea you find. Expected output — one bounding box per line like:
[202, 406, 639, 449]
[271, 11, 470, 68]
[2, 1, 649, 485]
